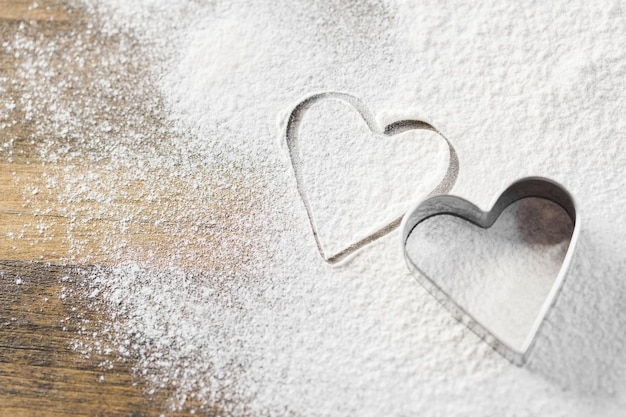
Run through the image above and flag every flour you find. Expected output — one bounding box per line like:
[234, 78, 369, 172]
[3, 0, 626, 416]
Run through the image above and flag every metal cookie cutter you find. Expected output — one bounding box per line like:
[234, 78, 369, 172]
[400, 177, 579, 365]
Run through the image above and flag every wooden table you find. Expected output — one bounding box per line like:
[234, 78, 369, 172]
[0, 1, 219, 415]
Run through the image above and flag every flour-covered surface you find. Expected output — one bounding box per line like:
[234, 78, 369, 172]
[3, 0, 626, 415]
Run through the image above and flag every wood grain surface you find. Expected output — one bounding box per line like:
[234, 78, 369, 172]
[0, 1, 217, 415]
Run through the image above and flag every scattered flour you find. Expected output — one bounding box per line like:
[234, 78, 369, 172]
[2, 0, 626, 416]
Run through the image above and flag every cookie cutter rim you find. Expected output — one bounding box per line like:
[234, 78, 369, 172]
[400, 176, 579, 366]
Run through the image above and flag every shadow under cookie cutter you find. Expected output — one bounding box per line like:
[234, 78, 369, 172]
[285, 92, 459, 264]
[400, 177, 579, 366]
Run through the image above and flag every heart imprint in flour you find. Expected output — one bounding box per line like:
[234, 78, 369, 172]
[286, 93, 450, 262]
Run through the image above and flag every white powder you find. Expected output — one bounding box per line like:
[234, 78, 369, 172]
[4, 0, 626, 416]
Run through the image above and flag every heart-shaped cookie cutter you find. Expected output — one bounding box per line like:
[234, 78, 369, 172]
[286, 92, 459, 264]
[400, 177, 579, 365]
